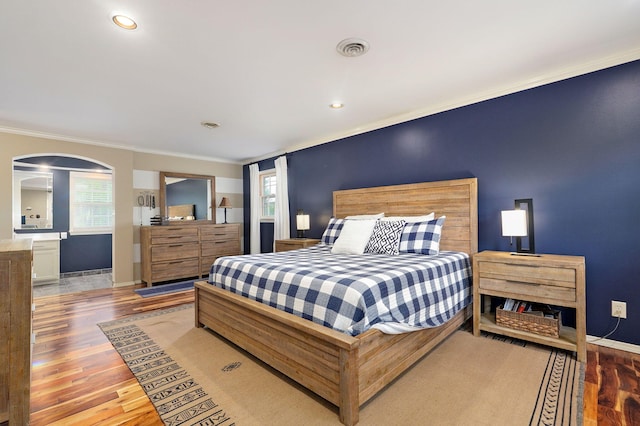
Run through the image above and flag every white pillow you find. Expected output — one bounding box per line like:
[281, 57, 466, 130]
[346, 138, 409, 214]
[331, 219, 377, 254]
[381, 212, 435, 222]
[344, 213, 384, 220]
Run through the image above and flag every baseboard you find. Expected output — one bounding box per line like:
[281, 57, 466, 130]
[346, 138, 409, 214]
[112, 280, 137, 288]
[586, 335, 640, 354]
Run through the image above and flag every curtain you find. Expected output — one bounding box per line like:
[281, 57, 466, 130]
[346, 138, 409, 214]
[249, 163, 261, 254]
[273, 156, 290, 249]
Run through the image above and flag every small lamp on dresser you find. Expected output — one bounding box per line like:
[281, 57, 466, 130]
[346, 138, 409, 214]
[219, 197, 232, 224]
[296, 210, 310, 238]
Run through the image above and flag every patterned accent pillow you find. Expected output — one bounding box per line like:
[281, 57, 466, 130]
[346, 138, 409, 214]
[321, 217, 345, 245]
[398, 216, 446, 255]
[365, 220, 406, 255]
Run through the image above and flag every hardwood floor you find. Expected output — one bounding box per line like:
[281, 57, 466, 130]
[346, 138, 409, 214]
[585, 343, 640, 426]
[31, 284, 192, 425]
[29, 285, 638, 425]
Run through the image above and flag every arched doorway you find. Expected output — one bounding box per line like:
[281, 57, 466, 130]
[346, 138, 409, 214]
[13, 154, 114, 295]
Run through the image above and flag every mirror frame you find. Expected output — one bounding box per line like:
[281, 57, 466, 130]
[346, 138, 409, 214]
[159, 171, 216, 223]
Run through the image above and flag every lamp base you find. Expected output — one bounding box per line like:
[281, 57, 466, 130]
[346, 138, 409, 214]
[297, 230, 306, 238]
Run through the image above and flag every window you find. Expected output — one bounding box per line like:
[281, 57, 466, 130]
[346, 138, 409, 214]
[260, 170, 276, 220]
[69, 171, 113, 234]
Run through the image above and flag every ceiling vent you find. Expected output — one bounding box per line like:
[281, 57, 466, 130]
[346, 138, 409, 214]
[201, 121, 220, 129]
[336, 38, 370, 57]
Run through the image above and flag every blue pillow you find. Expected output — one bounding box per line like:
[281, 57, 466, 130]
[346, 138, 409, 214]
[321, 217, 345, 245]
[398, 216, 446, 255]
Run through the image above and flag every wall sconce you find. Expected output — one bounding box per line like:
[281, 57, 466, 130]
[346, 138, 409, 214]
[218, 197, 232, 224]
[501, 198, 537, 255]
[296, 209, 310, 238]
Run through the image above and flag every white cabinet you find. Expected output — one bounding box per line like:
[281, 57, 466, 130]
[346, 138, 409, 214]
[32, 239, 60, 284]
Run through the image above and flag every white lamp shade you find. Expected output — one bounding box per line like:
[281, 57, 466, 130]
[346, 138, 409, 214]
[501, 210, 527, 237]
[296, 214, 310, 231]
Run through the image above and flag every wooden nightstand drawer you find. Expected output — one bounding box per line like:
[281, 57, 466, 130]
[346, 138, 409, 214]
[478, 277, 576, 303]
[275, 238, 320, 252]
[478, 261, 576, 289]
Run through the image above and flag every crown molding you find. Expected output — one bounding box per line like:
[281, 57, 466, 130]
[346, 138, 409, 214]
[0, 126, 241, 165]
[252, 48, 640, 165]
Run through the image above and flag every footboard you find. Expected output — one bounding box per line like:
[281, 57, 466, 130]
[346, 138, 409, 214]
[195, 281, 361, 425]
[195, 281, 471, 425]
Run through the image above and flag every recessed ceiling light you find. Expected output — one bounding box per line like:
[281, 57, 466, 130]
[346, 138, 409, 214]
[112, 15, 137, 30]
[329, 103, 344, 109]
[201, 121, 220, 129]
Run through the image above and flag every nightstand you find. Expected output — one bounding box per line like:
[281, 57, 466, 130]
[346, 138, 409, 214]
[275, 238, 321, 252]
[472, 250, 586, 362]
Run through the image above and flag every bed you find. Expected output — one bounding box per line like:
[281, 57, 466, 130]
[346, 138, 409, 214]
[195, 177, 478, 425]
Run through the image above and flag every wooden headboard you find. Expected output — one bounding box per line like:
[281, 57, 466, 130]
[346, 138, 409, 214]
[333, 178, 478, 254]
[167, 204, 195, 218]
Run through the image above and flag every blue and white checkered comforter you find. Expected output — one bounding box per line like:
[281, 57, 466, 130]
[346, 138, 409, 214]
[208, 244, 471, 336]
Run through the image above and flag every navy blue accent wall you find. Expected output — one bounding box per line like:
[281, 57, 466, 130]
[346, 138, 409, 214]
[60, 234, 112, 272]
[166, 178, 208, 220]
[14, 160, 113, 273]
[244, 59, 640, 345]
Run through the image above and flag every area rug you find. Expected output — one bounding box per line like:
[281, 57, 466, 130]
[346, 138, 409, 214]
[98, 304, 584, 425]
[134, 280, 195, 297]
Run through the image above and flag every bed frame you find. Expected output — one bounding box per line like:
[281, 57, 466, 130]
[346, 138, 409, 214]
[195, 177, 477, 425]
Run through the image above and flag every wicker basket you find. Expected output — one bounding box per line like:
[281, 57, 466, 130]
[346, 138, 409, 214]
[496, 306, 560, 338]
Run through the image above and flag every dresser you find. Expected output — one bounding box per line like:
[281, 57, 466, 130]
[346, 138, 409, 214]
[472, 250, 586, 362]
[0, 239, 33, 425]
[140, 223, 241, 286]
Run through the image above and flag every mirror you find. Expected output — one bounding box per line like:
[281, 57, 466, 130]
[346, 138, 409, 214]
[13, 169, 54, 230]
[159, 172, 216, 222]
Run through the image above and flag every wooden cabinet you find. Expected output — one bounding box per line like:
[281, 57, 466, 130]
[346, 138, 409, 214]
[473, 250, 586, 362]
[275, 238, 321, 252]
[1, 239, 33, 425]
[140, 223, 241, 286]
[32, 239, 60, 284]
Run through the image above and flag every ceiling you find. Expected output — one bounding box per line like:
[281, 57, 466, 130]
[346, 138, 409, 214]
[1, 1, 639, 164]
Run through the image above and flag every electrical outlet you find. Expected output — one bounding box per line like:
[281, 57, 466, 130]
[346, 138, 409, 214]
[611, 300, 627, 319]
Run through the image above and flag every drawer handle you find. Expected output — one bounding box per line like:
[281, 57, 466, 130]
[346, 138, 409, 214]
[506, 280, 539, 286]
[168, 244, 184, 248]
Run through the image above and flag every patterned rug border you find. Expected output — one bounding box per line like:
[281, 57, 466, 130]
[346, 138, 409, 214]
[478, 330, 585, 426]
[98, 303, 235, 426]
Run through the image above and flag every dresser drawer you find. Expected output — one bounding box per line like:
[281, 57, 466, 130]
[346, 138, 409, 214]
[477, 261, 576, 289]
[200, 225, 239, 241]
[152, 258, 200, 282]
[152, 242, 200, 262]
[201, 240, 241, 257]
[150, 227, 199, 244]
